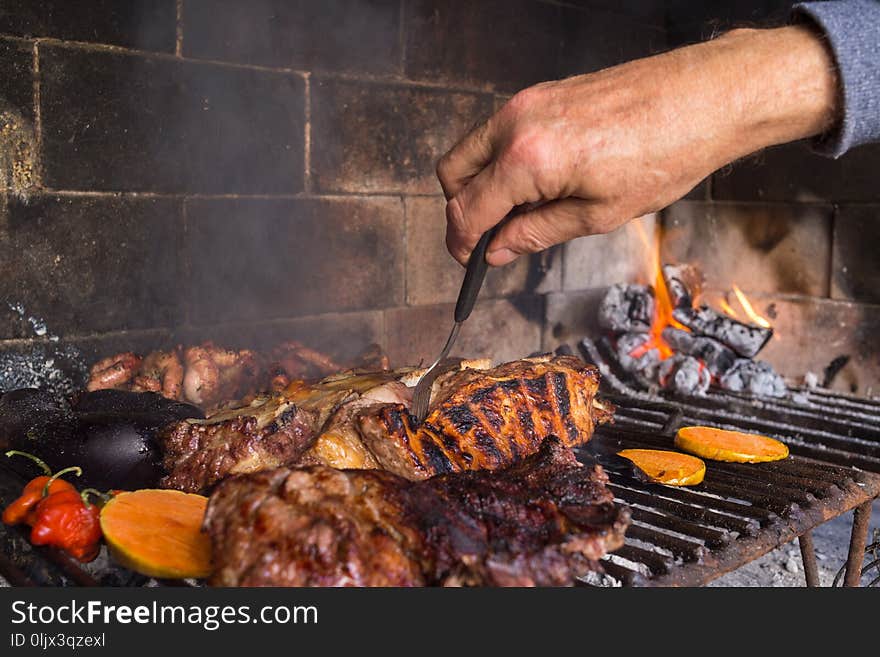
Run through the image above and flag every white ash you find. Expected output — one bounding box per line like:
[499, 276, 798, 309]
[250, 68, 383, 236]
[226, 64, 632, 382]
[1, 302, 87, 397]
[0, 346, 87, 398]
[661, 327, 737, 377]
[658, 354, 711, 396]
[720, 359, 787, 398]
[599, 284, 654, 333]
[7, 301, 50, 338]
[615, 332, 661, 379]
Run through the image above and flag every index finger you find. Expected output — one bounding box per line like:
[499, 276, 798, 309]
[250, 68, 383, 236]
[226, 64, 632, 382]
[436, 117, 496, 201]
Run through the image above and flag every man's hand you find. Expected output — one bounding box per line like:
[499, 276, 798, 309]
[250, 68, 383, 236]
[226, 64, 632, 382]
[438, 26, 839, 267]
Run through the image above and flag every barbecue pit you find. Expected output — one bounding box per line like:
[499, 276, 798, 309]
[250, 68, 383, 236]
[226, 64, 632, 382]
[1, 341, 877, 587]
[1, 2, 879, 589]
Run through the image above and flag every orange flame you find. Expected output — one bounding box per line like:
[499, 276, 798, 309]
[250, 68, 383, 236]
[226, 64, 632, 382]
[718, 298, 740, 319]
[629, 221, 689, 360]
[731, 285, 771, 329]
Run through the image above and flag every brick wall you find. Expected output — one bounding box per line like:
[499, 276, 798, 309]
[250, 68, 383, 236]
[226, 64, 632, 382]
[2, 2, 875, 396]
[0, 0, 664, 391]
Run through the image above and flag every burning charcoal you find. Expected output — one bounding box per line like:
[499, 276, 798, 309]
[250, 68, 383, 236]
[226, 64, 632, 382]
[661, 263, 704, 309]
[672, 305, 773, 358]
[616, 332, 661, 379]
[661, 327, 737, 377]
[658, 354, 711, 396]
[599, 284, 654, 334]
[719, 359, 787, 398]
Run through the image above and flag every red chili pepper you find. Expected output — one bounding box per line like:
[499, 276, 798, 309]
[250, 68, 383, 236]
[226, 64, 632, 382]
[2, 451, 105, 563]
[2, 451, 81, 526]
[29, 489, 103, 562]
[1, 474, 77, 526]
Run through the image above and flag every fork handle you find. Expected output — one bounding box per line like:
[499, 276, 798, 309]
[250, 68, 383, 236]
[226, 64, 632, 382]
[454, 224, 500, 323]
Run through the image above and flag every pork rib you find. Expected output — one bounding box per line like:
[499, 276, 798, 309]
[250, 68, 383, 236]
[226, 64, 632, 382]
[204, 437, 629, 587]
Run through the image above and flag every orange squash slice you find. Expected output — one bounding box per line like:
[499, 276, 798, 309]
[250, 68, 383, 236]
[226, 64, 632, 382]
[675, 426, 789, 463]
[100, 489, 212, 579]
[617, 449, 706, 486]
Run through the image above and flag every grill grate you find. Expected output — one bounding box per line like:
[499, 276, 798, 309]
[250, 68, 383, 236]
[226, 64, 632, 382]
[575, 337, 880, 586]
[1, 341, 878, 587]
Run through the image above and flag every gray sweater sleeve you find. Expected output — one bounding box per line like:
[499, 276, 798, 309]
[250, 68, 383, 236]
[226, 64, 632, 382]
[792, 1, 880, 157]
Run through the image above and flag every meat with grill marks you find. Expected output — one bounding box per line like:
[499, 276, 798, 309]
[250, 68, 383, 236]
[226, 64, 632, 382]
[159, 395, 321, 493]
[204, 437, 630, 587]
[158, 355, 613, 493]
[356, 356, 612, 479]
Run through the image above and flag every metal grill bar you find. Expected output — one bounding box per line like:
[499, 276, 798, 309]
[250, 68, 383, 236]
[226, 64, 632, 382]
[576, 338, 880, 586]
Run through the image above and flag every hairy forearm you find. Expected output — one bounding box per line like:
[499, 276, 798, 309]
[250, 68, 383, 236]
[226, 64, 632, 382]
[712, 26, 839, 158]
[438, 23, 843, 266]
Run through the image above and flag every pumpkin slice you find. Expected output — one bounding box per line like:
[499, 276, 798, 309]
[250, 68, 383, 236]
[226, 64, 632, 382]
[617, 449, 706, 486]
[100, 489, 212, 579]
[675, 426, 789, 463]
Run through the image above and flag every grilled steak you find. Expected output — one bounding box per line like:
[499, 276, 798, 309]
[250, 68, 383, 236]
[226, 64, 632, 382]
[159, 356, 612, 492]
[356, 356, 611, 479]
[204, 437, 629, 587]
[159, 395, 319, 493]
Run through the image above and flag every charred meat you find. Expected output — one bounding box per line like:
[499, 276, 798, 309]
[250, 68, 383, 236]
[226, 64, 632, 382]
[355, 355, 611, 479]
[158, 356, 613, 493]
[159, 395, 319, 493]
[204, 437, 629, 587]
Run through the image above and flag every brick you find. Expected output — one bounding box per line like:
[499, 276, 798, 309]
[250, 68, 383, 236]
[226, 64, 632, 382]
[563, 214, 658, 291]
[559, 8, 666, 78]
[718, 293, 880, 396]
[182, 0, 400, 75]
[311, 78, 493, 194]
[713, 141, 880, 203]
[0, 39, 38, 195]
[185, 197, 405, 324]
[177, 311, 384, 365]
[661, 201, 831, 297]
[404, 0, 561, 92]
[0, 1, 176, 52]
[40, 44, 304, 193]
[0, 194, 183, 338]
[832, 205, 880, 305]
[542, 289, 609, 353]
[383, 297, 543, 368]
[404, 196, 561, 306]
[0, 39, 33, 119]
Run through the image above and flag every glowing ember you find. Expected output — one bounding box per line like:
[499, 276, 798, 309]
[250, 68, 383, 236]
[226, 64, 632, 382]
[731, 285, 772, 329]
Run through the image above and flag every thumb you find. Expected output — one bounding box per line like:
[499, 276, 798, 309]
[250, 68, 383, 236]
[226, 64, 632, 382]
[486, 199, 610, 266]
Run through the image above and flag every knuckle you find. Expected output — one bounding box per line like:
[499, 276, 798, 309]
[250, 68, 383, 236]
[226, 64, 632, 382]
[505, 85, 541, 115]
[501, 130, 557, 190]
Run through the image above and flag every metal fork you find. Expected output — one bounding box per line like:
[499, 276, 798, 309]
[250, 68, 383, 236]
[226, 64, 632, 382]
[410, 224, 500, 422]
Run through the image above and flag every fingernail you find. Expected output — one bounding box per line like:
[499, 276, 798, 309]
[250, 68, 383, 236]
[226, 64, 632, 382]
[487, 248, 518, 266]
